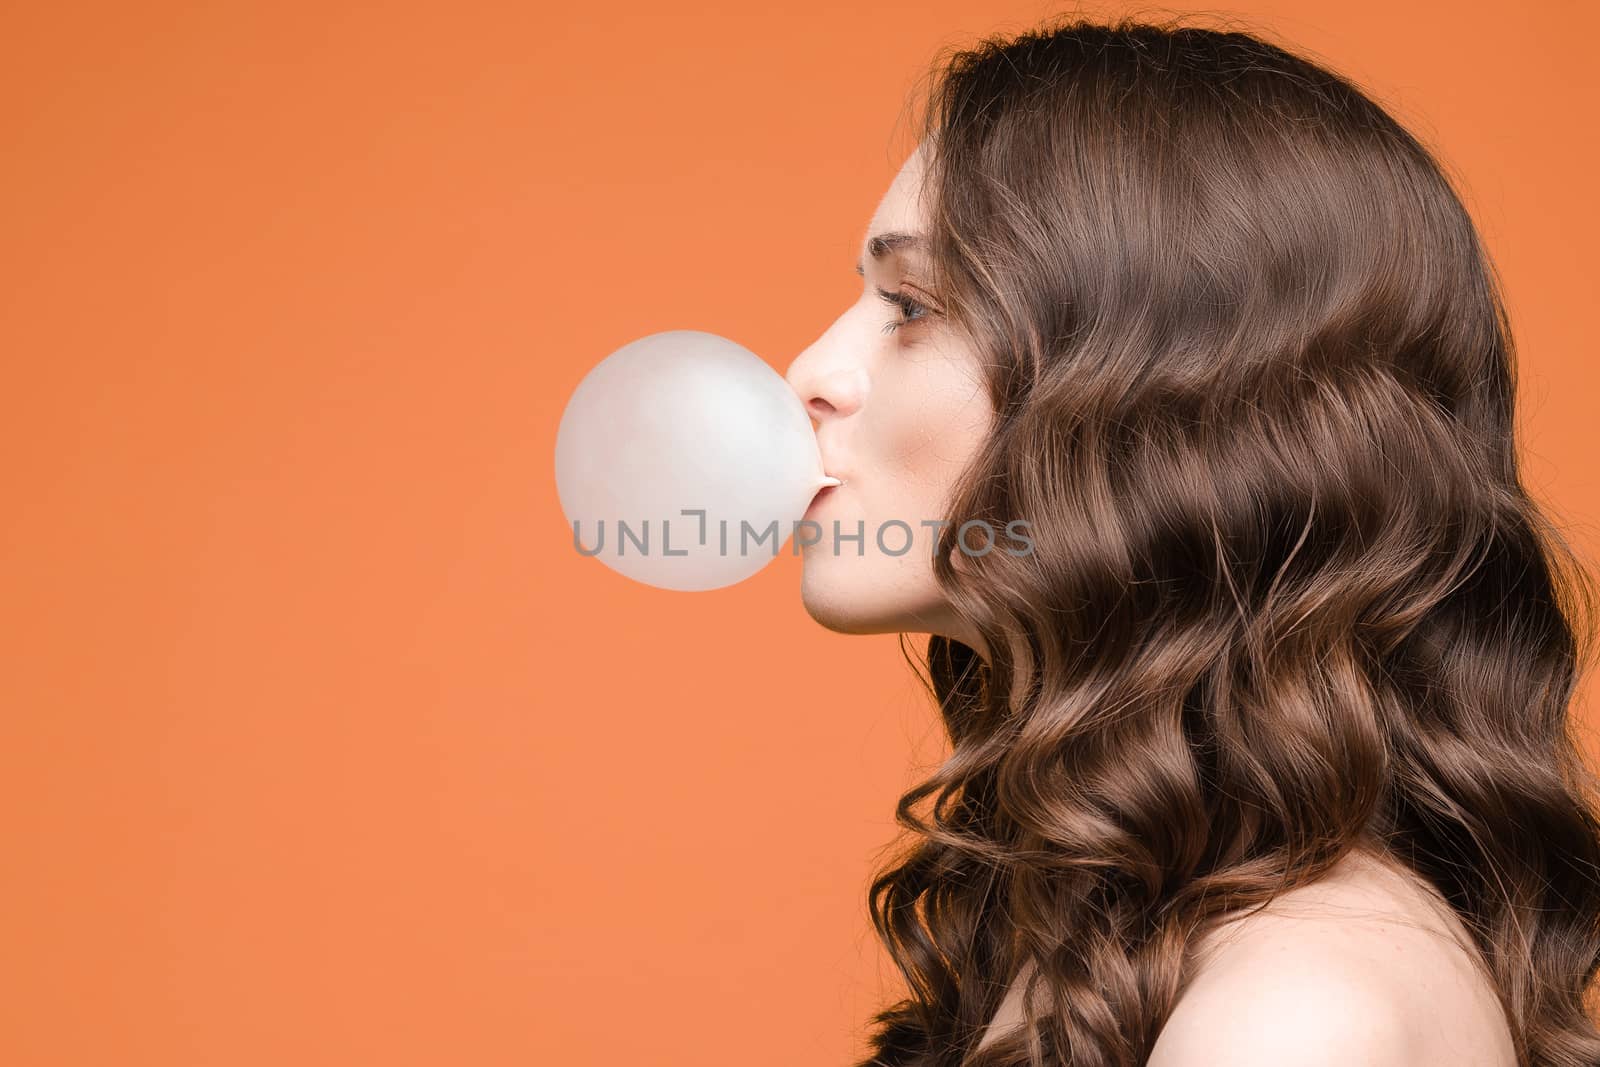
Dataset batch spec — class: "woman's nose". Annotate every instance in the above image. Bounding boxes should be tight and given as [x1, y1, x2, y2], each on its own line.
[785, 354, 868, 422]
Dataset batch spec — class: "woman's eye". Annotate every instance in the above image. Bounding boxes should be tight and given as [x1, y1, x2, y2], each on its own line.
[877, 288, 930, 335]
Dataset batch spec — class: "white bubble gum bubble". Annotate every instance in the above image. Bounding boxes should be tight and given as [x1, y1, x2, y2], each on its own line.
[554, 329, 836, 591]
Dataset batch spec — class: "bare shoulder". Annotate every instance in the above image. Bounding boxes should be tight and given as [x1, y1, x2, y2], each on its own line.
[1146, 938, 1414, 1066]
[1147, 853, 1517, 1067]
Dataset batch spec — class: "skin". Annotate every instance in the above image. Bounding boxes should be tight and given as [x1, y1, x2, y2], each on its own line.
[783, 142, 992, 654]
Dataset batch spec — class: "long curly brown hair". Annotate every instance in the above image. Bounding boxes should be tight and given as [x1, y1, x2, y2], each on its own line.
[855, 15, 1600, 1067]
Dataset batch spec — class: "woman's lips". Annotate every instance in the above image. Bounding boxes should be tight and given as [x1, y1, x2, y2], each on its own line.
[804, 480, 841, 521]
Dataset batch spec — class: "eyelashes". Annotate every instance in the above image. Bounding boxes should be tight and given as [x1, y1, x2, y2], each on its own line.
[876, 287, 931, 335]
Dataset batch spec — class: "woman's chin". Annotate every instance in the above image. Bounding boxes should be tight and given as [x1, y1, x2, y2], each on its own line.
[794, 561, 874, 633]
[798, 580, 886, 635]
[797, 561, 941, 637]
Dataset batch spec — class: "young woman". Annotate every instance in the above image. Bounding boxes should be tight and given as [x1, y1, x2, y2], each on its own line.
[784, 17, 1600, 1067]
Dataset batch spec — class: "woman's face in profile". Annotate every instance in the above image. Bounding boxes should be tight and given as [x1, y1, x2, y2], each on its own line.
[784, 143, 993, 645]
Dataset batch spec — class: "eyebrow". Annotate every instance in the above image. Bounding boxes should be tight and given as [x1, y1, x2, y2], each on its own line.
[854, 230, 924, 275]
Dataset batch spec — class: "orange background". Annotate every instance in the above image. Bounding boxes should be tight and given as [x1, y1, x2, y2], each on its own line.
[2, 1, 1596, 1064]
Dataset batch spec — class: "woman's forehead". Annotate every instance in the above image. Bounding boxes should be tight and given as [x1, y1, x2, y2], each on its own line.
[862, 151, 929, 259]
